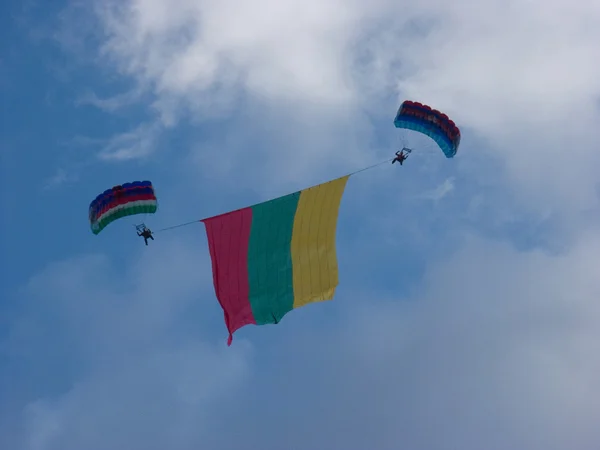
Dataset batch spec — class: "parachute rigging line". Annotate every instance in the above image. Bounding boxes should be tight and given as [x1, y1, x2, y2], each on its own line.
[153, 157, 393, 234]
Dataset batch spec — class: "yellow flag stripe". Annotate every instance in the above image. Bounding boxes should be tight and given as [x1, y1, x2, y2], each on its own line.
[290, 176, 349, 309]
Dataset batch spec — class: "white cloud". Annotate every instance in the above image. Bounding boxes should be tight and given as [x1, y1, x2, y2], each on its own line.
[97, 121, 163, 161]
[52, 123, 163, 165]
[8, 230, 600, 449]
[42, 168, 75, 190]
[76, 0, 600, 216]
[213, 232, 600, 450]
[21, 2, 600, 447]
[75, 88, 143, 112]
[418, 176, 454, 202]
[95, 0, 364, 104]
[3, 237, 254, 449]
[90, 0, 600, 126]
[21, 343, 252, 450]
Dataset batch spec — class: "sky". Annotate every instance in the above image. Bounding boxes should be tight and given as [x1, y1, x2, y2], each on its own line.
[2, 0, 600, 449]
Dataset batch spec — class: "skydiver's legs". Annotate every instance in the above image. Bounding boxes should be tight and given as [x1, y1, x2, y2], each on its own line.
[149, 235, 154, 241]
[144, 237, 148, 245]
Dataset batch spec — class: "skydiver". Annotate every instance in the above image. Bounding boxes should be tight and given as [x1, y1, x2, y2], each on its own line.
[392, 148, 411, 165]
[137, 227, 154, 245]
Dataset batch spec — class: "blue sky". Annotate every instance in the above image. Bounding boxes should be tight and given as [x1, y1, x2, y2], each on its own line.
[3, 0, 600, 449]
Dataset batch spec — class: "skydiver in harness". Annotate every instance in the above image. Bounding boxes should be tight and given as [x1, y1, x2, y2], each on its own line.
[392, 147, 412, 165]
[137, 226, 154, 245]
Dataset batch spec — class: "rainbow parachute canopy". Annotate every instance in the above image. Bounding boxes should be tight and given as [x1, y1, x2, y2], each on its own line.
[394, 100, 461, 158]
[89, 181, 158, 235]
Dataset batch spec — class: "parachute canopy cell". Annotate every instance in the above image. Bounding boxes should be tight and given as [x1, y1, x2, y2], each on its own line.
[394, 100, 461, 158]
[89, 180, 157, 234]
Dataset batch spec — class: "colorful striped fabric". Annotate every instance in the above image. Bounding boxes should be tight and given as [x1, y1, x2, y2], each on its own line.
[202, 176, 349, 345]
[89, 181, 158, 234]
[394, 100, 461, 158]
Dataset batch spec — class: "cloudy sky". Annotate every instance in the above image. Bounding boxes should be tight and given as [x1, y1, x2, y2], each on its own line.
[3, 0, 600, 449]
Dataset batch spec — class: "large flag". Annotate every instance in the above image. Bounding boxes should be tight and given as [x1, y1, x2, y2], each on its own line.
[202, 175, 349, 345]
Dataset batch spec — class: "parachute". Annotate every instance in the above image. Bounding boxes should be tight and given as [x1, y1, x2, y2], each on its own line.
[85, 105, 467, 342]
[394, 100, 461, 158]
[89, 180, 157, 234]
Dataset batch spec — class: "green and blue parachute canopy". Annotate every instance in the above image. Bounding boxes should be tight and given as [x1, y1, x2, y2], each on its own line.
[394, 100, 461, 158]
[89, 181, 157, 234]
